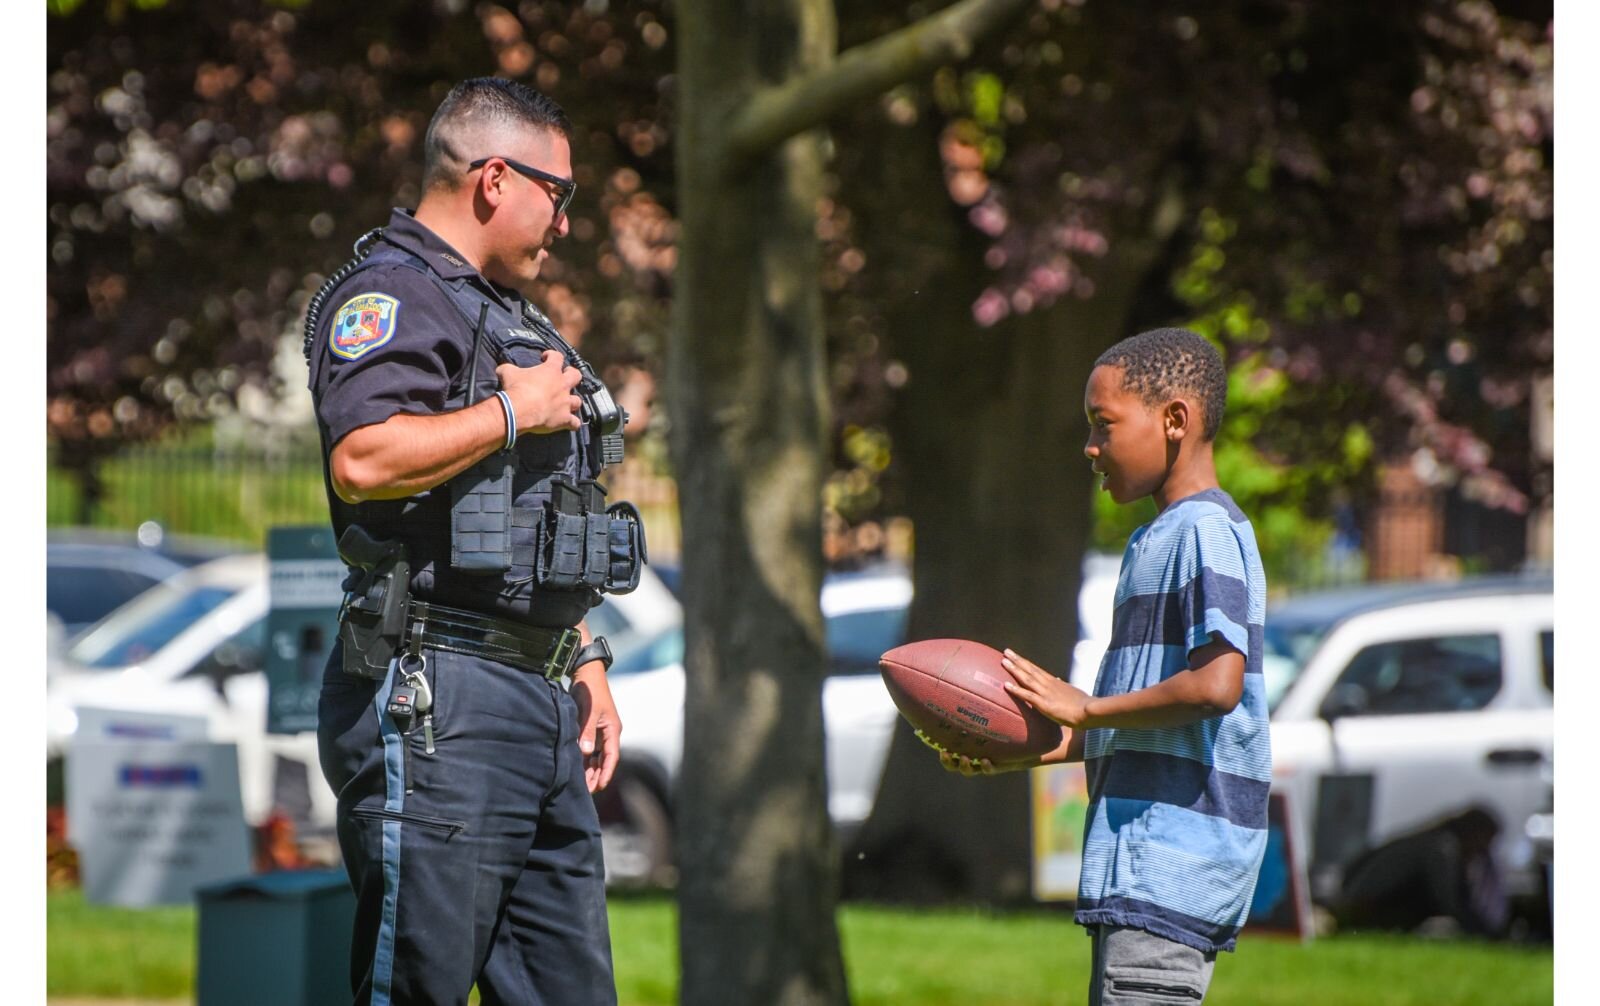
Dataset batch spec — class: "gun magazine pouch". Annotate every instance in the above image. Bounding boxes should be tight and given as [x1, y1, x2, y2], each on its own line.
[451, 451, 517, 573]
[536, 478, 646, 594]
[337, 528, 413, 680]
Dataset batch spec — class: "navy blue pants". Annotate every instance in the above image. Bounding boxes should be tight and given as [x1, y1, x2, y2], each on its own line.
[317, 640, 616, 1006]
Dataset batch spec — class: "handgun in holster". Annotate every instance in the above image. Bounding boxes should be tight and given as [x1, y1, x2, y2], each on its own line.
[337, 524, 412, 680]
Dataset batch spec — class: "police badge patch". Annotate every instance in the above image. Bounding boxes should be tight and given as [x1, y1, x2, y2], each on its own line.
[329, 293, 400, 360]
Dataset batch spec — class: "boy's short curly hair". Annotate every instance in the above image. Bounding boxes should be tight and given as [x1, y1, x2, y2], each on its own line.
[1094, 327, 1228, 441]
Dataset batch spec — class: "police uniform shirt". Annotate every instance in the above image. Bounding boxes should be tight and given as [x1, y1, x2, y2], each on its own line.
[314, 209, 512, 448]
[309, 208, 593, 628]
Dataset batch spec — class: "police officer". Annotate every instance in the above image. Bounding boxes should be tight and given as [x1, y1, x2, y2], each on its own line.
[307, 79, 640, 1006]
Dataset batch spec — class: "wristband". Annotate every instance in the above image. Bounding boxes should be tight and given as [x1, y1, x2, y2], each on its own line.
[494, 390, 517, 451]
[572, 636, 613, 673]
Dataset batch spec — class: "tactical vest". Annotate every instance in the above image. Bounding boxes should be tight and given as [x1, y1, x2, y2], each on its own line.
[305, 230, 646, 623]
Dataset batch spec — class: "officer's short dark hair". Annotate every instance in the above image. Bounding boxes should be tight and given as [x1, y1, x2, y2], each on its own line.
[1094, 327, 1229, 441]
[423, 78, 572, 192]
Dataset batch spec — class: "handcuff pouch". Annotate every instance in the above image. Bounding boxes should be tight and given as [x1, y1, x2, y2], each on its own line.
[604, 501, 647, 594]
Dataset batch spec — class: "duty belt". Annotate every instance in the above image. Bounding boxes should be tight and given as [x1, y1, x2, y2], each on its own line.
[401, 600, 582, 681]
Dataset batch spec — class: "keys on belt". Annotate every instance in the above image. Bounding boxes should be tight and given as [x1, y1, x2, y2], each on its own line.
[386, 651, 436, 754]
[381, 605, 584, 774]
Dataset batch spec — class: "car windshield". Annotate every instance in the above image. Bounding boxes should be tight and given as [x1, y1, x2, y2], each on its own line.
[584, 598, 631, 641]
[66, 582, 240, 670]
[826, 606, 908, 674]
[610, 626, 685, 676]
[46, 566, 167, 630]
[1263, 620, 1329, 711]
[608, 604, 910, 678]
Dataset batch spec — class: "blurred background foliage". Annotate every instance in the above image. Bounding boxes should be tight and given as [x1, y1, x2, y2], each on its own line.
[47, 0, 1551, 584]
[824, 0, 1550, 583]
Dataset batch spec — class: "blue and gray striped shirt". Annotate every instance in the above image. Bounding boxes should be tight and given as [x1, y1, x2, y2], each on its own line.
[1075, 488, 1271, 953]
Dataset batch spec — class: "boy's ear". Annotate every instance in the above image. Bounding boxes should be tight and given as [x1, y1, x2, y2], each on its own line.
[1163, 399, 1191, 441]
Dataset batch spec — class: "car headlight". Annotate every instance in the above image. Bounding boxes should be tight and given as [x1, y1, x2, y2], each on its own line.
[47, 704, 79, 743]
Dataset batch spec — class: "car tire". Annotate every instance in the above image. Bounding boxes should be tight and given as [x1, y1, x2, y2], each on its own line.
[47, 754, 64, 808]
[1449, 847, 1511, 938]
[598, 772, 675, 889]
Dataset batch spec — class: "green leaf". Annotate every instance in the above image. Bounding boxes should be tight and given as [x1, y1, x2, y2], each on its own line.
[967, 72, 1004, 127]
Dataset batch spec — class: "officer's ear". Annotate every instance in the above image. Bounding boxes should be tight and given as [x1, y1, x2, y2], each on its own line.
[476, 159, 511, 209]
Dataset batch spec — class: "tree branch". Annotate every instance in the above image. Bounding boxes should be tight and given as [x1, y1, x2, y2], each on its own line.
[721, 0, 1034, 174]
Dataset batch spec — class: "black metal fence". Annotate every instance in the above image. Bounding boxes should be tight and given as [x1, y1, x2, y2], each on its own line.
[47, 440, 685, 560]
[46, 441, 1540, 588]
[49, 443, 329, 548]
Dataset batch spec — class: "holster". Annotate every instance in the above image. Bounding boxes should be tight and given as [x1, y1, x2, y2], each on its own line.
[337, 525, 413, 680]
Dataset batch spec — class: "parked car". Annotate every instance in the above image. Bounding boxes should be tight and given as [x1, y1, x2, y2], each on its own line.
[1524, 752, 1553, 935]
[46, 525, 239, 639]
[1265, 574, 1553, 935]
[598, 556, 1121, 888]
[47, 554, 322, 829]
[48, 552, 681, 836]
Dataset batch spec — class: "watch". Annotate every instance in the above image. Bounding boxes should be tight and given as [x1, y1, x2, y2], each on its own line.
[572, 636, 613, 673]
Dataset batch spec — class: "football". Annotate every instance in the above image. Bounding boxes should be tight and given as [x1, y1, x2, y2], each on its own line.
[879, 638, 1062, 762]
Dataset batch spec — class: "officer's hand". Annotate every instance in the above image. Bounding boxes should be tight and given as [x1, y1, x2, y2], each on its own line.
[497, 351, 582, 435]
[571, 665, 621, 793]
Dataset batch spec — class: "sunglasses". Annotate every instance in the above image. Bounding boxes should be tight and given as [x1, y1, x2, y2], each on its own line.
[469, 156, 576, 220]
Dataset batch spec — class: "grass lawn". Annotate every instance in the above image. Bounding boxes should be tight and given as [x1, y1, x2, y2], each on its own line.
[48, 891, 197, 1000]
[48, 889, 1552, 1005]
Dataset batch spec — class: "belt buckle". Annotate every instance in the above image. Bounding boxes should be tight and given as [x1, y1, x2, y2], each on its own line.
[546, 628, 582, 681]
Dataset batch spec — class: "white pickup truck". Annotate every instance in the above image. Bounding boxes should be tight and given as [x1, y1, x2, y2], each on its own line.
[1264, 575, 1553, 935]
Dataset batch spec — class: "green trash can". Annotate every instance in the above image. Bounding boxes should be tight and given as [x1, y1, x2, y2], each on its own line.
[196, 869, 355, 1006]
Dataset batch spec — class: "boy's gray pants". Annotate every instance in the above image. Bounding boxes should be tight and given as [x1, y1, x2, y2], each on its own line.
[1088, 924, 1217, 1004]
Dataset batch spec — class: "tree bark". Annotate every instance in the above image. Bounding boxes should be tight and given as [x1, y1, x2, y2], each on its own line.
[671, 4, 843, 1003]
[845, 111, 1185, 901]
[722, 0, 1033, 173]
[670, 4, 1034, 1000]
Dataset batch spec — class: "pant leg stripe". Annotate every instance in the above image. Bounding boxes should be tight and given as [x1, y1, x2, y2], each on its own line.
[370, 662, 406, 1006]
[373, 820, 402, 1006]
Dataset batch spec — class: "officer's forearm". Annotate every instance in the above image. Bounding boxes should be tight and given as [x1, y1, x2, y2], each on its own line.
[330, 399, 511, 502]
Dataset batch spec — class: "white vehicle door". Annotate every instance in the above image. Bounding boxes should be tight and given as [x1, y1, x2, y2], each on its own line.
[1313, 619, 1552, 884]
[820, 603, 906, 830]
[822, 674, 899, 828]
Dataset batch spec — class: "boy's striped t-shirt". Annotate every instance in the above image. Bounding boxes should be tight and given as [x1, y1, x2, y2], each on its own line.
[1074, 487, 1271, 954]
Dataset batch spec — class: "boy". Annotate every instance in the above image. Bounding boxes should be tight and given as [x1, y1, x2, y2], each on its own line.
[935, 327, 1270, 1005]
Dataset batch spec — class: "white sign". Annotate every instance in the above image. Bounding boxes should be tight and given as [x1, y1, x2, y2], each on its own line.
[269, 558, 347, 609]
[66, 709, 209, 843]
[73, 706, 209, 744]
[68, 740, 252, 906]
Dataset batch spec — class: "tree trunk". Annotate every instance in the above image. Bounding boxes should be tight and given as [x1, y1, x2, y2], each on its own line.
[846, 112, 1184, 902]
[669, 3, 847, 1004]
[669, 3, 1037, 996]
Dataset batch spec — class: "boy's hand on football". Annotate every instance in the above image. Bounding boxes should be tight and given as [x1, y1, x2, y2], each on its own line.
[916, 729, 1031, 776]
[1001, 648, 1093, 728]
